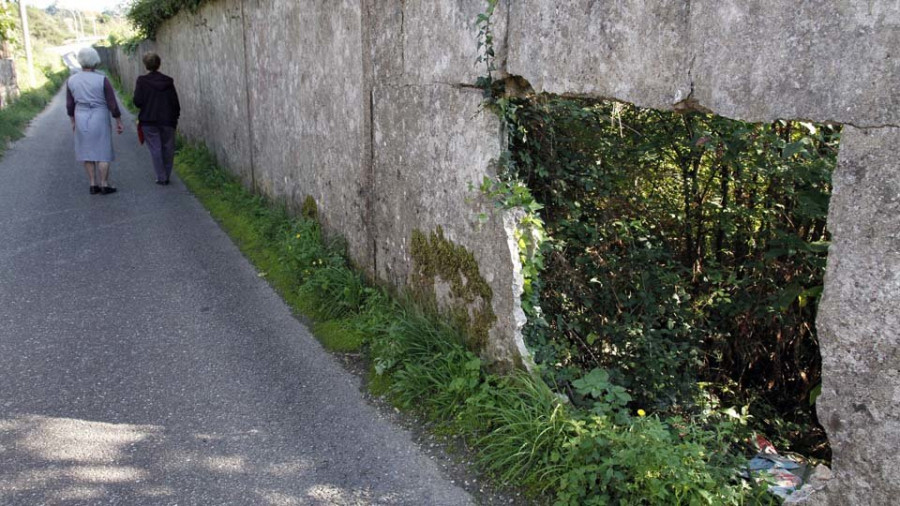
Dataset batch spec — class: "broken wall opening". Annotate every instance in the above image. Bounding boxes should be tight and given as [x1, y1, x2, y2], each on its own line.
[496, 89, 840, 462]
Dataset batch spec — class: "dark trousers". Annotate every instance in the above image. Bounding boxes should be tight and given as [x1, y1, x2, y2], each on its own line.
[143, 125, 176, 182]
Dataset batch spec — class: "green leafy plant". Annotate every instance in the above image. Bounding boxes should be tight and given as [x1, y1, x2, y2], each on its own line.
[487, 91, 836, 458]
[127, 0, 212, 40]
[572, 368, 632, 423]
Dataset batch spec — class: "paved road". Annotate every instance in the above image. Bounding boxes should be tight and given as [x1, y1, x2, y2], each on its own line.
[0, 85, 473, 505]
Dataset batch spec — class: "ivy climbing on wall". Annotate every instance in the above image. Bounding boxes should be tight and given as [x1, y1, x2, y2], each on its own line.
[127, 0, 212, 40]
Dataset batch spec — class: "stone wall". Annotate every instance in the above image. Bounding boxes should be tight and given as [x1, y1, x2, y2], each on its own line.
[101, 1, 899, 502]
[101, 0, 528, 368]
[0, 58, 18, 109]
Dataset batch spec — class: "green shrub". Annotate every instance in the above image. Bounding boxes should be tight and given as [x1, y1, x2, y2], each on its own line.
[127, 0, 212, 40]
[494, 93, 836, 456]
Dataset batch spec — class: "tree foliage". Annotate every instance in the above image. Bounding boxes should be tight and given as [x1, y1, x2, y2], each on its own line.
[501, 96, 837, 456]
[0, 2, 19, 46]
[126, 0, 211, 40]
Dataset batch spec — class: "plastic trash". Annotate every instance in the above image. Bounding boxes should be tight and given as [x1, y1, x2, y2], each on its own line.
[746, 434, 806, 499]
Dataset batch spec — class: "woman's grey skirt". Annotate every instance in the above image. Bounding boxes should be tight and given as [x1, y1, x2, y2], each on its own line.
[74, 104, 114, 162]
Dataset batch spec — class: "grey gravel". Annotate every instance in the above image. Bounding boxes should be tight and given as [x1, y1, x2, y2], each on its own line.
[0, 89, 473, 505]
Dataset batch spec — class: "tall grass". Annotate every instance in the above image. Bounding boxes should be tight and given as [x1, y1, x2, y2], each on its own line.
[0, 66, 67, 157]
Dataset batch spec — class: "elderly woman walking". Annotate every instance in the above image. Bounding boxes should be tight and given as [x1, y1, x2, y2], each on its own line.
[133, 52, 180, 185]
[66, 47, 124, 195]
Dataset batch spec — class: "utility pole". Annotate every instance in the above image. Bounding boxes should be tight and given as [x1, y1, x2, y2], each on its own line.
[17, 0, 34, 86]
[72, 9, 82, 39]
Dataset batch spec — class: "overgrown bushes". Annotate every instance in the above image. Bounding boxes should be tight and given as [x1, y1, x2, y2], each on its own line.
[126, 0, 211, 40]
[491, 94, 836, 458]
[175, 142, 775, 504]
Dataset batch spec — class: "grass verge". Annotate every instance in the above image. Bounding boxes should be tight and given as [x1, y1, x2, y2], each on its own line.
[174, 141, 776, 505]
[0, 67, 67, 157]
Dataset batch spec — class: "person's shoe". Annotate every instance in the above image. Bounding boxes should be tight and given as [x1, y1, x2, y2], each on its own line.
[100, 186, 117, 195]
[155, 180, 165, 185]
[162, 180, 170, 185]
[89, 186, 100, 194]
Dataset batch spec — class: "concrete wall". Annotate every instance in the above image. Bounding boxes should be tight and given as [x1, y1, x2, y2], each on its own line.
[0, 58, 18, 109]
[102, 0, 899, 502]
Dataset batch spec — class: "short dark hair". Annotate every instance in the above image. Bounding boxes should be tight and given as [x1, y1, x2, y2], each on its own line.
[142, 53, 161, 71]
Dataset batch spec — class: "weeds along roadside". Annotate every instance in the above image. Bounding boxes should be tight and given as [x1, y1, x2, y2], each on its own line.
[0, 67, 67, 157]
[163, 137, 774, 505]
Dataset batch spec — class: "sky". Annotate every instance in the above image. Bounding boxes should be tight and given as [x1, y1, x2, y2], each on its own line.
[26, 0, 127, 12]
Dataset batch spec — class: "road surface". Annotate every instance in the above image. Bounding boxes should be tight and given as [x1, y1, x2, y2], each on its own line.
[0, 80, 472, 505]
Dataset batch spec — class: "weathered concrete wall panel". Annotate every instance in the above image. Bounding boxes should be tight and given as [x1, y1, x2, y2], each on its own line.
[691, 1, 900, 126]
[0, 58, 19, 109]
[190, 0, 253, 185]
[401, 1, 499, 85]
[372, 82, 526, 364]
[506, 0, 692, 111]
[815, 126, 900, 506]
[155, 14, 202, 147]
[372, 0, 503, 86]
[244, 0, 372, 269]
[507, 0, 900, 126]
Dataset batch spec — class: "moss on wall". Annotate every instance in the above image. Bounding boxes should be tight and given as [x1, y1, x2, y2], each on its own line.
[410, 226, 496, 352]
[301, 195, 318, 221]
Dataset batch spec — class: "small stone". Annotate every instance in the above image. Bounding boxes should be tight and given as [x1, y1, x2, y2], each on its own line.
[810, 464, 833, 482]
[783, 485, 814, 504]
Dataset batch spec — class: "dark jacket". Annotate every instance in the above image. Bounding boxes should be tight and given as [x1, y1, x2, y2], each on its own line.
[133, 71, 180, 128]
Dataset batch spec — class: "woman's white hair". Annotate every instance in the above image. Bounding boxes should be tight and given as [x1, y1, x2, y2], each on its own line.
[77, 47, 102, 69]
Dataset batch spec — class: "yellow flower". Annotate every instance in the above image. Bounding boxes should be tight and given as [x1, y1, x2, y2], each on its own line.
[637, 409, 646, 417]
[295, 234, 301, 239]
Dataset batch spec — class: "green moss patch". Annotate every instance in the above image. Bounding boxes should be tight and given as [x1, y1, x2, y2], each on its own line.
[410, 227, 496, 352]
[312, 320, 365, 352]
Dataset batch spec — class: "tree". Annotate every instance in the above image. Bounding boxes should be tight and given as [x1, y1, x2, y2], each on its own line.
[0, 0, 16, 58]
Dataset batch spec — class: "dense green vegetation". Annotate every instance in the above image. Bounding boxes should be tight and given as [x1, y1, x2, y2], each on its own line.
[126, 0, 211, 40]
[173, 141, 777, 505]
[487, 94, 837, 459]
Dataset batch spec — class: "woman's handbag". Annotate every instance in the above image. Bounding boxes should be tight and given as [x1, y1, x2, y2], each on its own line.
[137, 122, 145, 145]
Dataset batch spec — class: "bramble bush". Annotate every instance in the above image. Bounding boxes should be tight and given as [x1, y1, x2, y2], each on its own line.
[493, 93, 836, 458]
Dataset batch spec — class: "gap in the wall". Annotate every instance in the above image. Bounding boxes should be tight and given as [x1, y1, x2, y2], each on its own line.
[501, 90, 840, 463]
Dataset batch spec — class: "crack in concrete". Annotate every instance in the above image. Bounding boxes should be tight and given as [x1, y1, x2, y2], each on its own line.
[684, 0, 696, 106]
[844, 122, 900, 130]
[239, 0, 257, 193]
[399, 0, 405, 76]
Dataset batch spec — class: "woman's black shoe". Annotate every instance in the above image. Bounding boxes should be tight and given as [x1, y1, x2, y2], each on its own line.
[90, 186, 100, 194]
[100, 186, 117, 195]
[155, 180, 165, 185]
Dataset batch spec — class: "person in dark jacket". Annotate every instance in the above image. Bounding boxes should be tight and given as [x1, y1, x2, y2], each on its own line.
[133, 53, 180, 185]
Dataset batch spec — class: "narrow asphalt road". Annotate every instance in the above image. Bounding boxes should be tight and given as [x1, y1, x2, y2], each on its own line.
[0, 83, 473, 505]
